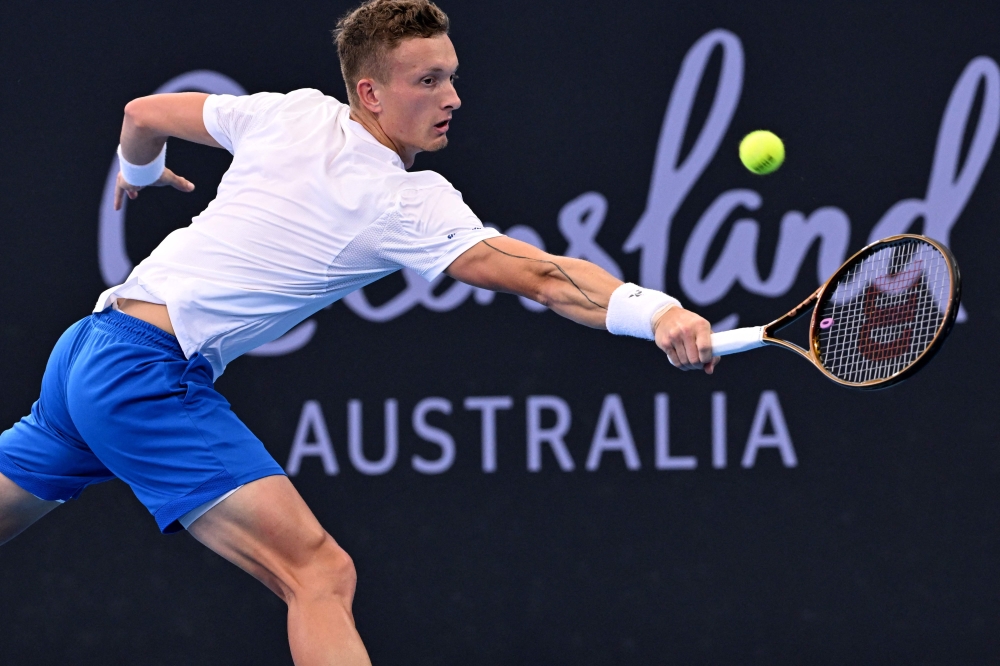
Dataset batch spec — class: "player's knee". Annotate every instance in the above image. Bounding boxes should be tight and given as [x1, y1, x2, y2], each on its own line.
[323, 538, 357, 601]
[296, 533, 357, 604]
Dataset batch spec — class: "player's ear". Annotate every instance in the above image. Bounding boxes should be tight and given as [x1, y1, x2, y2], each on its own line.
[356, 79, 382, 114]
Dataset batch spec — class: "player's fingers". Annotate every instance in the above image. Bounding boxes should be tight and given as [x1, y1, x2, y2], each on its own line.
[166, 171, 195, 192]
[664, 348, 680, 369]
[114, 173, 135, 210]
[681, 326, 703, 370]
[696, 323, 714, 366]
[671, 338, 694, 370]
[704, 356, 721, 375]
[171, 177, 195, 192]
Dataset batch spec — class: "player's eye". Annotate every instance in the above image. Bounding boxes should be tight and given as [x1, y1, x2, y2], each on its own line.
[421, 77, 435, 86]
[450, 74, 459, 84]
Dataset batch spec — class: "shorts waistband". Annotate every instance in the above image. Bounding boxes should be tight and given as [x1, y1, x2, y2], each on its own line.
[91, 309, 184, 356]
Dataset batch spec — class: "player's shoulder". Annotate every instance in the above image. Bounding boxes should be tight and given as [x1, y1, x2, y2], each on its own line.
[393, 169, 455, 194]
[283, 88, 345, 105]
[386, 170, 462, 207]
[211, 88, 344, 109]
[243, 89, 347, 140]
[221, 88, 344, 114]
[387, 170, 471, 219]
[266, 88, 347, 114]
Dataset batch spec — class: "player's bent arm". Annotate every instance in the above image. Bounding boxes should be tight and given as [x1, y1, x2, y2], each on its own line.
[114, 93, 219, 210]
[445, 237, 720, 372]
[120, 92, 221, 162]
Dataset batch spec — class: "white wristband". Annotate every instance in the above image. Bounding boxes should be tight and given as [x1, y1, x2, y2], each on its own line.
[606, 283, 682, 340]
[117, 142, 166, 186]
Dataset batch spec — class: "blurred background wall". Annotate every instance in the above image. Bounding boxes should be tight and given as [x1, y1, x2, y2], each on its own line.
[0, 1, 997, 663]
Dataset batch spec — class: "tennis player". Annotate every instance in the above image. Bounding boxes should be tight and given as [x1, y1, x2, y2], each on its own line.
[0, 0, 718, 663]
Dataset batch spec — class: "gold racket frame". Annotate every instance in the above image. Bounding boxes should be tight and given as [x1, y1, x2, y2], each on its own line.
[757, 234, 961, 390]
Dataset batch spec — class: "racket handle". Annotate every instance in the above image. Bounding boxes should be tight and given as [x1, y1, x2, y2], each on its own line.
[710, 326, 766, 356]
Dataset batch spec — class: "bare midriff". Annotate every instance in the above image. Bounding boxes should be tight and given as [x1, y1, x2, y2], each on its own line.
[117, 299, 176, 336]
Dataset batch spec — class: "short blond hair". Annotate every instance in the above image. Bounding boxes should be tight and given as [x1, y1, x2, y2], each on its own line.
[333, 0, 450, 106]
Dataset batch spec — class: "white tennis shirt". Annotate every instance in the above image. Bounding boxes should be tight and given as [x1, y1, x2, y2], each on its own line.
[94, 89, 500, 379]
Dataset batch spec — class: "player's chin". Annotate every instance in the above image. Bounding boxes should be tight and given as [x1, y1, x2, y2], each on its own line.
[425, 135, 449, 152]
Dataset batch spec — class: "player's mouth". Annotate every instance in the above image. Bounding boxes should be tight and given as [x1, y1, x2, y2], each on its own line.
[433, 118, 451, 133]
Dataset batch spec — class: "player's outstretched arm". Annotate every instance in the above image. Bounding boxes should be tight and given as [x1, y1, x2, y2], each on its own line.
[114, 92, 222, 210]
[446, 236, 719, 373]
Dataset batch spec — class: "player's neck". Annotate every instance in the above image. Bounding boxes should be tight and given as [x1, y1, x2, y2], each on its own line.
[349, 107, 417, 169]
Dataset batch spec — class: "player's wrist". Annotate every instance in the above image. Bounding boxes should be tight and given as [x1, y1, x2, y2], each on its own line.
[651, 302, 680, 330]
[117, 142, 166, 186]
[605, 283, 682, 340]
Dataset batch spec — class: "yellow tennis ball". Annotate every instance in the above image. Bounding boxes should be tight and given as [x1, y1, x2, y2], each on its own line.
[739, 130, 785, 174]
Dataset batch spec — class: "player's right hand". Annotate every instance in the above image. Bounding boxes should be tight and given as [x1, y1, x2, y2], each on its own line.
[113, 168, 196, 211]
[653, 306, 720, 374]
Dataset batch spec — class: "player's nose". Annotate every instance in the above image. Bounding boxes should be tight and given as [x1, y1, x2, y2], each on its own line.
[444, 84, 461, 110]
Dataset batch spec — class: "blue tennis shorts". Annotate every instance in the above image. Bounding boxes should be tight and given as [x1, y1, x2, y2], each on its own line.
[0, 309, 285, 533]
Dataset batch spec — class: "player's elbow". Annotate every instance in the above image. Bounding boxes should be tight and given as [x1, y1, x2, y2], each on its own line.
[532, 266, 566, 310]
[533, 285, 554, 310]
[123, 97, 154, 131]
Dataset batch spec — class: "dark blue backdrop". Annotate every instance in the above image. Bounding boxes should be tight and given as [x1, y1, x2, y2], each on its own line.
[0, 1, 997, 663]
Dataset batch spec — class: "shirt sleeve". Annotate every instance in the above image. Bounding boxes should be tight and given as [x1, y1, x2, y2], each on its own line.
[202, 92, 285, 154]
[379, 184, 502, 280]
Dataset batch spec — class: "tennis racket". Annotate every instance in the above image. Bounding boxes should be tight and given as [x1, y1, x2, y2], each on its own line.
[708, 234, 961, 389]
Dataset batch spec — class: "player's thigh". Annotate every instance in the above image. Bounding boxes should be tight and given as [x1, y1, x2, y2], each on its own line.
[186, 475, 355, 601]
[0, 472, 61, 546]
[63, 314, 285, 534]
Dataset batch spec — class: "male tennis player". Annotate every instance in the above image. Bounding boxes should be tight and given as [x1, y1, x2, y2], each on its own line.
[0, 0, 718, 663]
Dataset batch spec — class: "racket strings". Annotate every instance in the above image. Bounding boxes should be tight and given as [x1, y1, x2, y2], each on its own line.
[816, 239, 950, 384]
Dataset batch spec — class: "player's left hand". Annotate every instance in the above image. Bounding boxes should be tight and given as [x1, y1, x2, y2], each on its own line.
[653, 307, 720, 374]
[113, 168, 196, 211]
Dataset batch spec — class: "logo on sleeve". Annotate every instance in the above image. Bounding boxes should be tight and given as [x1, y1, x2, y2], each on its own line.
[447, 226, 484, 240]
